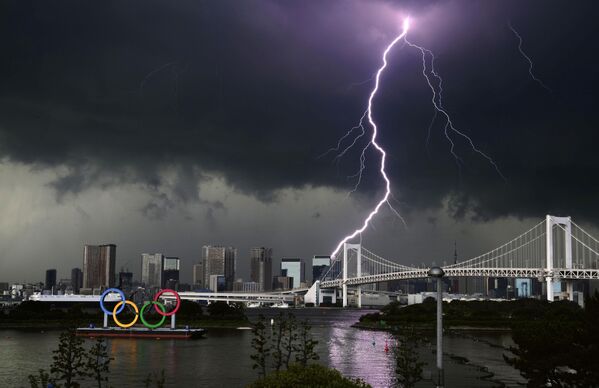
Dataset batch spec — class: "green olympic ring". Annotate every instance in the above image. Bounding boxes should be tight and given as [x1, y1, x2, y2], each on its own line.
[139, 301, 167, 329]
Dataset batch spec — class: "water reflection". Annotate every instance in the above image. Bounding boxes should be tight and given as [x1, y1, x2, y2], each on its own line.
[1, 309, 524, 387]
[328, 326, 395, 387]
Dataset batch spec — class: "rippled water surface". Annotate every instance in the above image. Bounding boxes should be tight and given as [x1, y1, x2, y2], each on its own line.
[0, 308, 525, 387]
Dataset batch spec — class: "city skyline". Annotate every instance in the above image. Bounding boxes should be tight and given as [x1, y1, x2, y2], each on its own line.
[2, 1, 599, 290]
[6, 240, 339, 286]
[2, 2, 599, 387]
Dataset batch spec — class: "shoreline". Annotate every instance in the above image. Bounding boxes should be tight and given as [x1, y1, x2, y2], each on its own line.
[352, 322, 512, 333]
[0, 319, 249, 331]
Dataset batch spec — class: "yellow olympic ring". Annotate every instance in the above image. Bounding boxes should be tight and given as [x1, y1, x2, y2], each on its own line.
[112, 300, 139, 328]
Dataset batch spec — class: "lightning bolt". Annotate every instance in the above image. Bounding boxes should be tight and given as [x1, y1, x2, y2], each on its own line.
[404, 38, 505, 178]
[508, 21, 551, 92]
[328, 18, 506, 260]
[329, 19, 411, 259]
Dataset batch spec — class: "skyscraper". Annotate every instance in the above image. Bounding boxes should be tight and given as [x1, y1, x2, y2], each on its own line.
[118, 271, 133, 291]
[71, 268, 83, 293]
[202, 246, 236, 291]
[250, 247, 272, 292]
[45, 269, 57, 291]
[162, 256, 180, 289]
[193, 262, 204, 288]
[281, 258, 304, 289]
[312, 255, 331, 284]
[83, 244, 116, 289]
[141, 253, 163, 288]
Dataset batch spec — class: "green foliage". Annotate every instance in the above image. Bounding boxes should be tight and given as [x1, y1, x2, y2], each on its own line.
[28, 369, 53, 388]
[366, 298, 590, 328]
[86, 337, 113, 388]
[271, 313, 285, 372]
[250, 313, 319, 379]
[505, 292, 599, 387]
[359, 312, 381, 323]
[282, 313, 298, 369]
[380, 301, 402, 316]
[176, 300, 204, 319]
[247, 363, 371, 388]
[50, 330, 87, 388]
[7, 301, 97, 324]
[295, 319, 319, 367]
[393, 328, 425, 388]
[207, 301, 245, 319]
[29, 330, 115, 388]
[251, 315, 270, 378]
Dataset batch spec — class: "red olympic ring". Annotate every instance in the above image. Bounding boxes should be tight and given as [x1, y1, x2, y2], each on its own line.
[153, 289, 181, 316]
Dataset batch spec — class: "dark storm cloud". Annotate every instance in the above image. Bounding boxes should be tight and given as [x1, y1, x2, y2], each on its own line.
[1, 0, 598, 222]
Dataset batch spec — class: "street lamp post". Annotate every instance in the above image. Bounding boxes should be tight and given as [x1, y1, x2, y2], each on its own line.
[428, 266, 445, 388]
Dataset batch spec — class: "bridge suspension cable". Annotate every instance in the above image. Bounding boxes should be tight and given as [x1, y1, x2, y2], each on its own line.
[317, 216, 599, 296]
[445, 219, 547, 269]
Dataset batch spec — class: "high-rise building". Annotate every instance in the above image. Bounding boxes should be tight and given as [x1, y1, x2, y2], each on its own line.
[193, 262, 204, 288]
[312, 255, 331, 283]
[141, 253, 164, 288]
[251, 247, 272, 292]
[71, 268, 83, 293]
[118, 271, 133, 291]
[162, 257, 180, 289]
[450, 242, 460, 293]
[45, 269, 57, 291]
[273, 276, 293, 291]
[83, 244, 116, 289]
[202, 246, 236, 291]
[209, 274, 226, 292]
[281, 258, 304, 289]
[235, 281, 262, 293]
[515, 278, 532, 298]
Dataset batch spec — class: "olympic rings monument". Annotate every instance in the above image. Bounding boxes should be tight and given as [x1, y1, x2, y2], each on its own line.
[76, 288, 205, 339]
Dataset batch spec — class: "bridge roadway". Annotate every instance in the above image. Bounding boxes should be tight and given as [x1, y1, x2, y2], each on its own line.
[159, 291, 296, 304]
[158, 289, 398, 304]
[319, 267, 599, 289]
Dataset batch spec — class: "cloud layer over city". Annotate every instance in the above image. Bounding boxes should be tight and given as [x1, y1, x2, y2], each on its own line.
[1, 0, 598, 282]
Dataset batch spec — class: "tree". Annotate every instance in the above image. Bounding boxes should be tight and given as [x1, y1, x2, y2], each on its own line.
[282, 313, 298, 369]
[394, 328, 425, 388]
[85, 337, 113, 388]
[251, 315, 270, 378]
[502, 297, 599, 387]
[270, 313, 285, 372]
[28, 369, 52, 388]
[248, 364, 371, 388]
[50, 330, 87, 388]
[295, 319, 319, 367]
[207, 301, 245, 319]
[176, 300, 203, 319]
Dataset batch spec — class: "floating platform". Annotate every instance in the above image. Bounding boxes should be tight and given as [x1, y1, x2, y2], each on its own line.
[76, 326, 205, 339]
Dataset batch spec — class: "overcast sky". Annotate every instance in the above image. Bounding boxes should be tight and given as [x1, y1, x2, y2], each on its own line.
[1, 0, 599, 284]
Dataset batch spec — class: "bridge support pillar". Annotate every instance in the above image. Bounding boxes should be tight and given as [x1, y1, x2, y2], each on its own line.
[356, 243, 361, 308]
[171, 314, 176, 329]
[546, 215, 554, 302]
[546, 215, 574, 302]
[566, 281, 574, 302]
[103, 313, 108, 328]
[357, 286, 362, 308]
[343, 243, 348, 307]
[546, 277, 554, 301]
[342, 284, 347, 307]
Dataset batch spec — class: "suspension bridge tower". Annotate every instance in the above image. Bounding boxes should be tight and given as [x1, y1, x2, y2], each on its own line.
[546, 215, 574, 301]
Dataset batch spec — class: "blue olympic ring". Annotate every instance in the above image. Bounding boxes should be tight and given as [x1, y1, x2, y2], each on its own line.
[99, 288, 126, 315]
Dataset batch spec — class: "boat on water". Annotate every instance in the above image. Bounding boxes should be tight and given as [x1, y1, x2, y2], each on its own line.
[76, 326, 205, 340]
[246, 301, 262, 308]
[271, 302, 289, 308]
